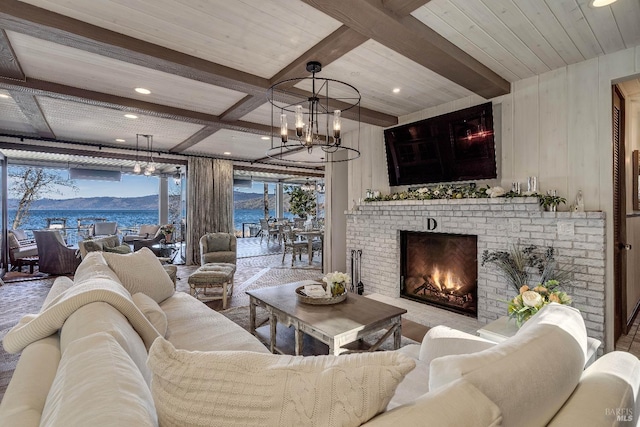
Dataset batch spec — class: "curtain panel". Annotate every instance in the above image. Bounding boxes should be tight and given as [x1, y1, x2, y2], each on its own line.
[186, 158, 233, 265]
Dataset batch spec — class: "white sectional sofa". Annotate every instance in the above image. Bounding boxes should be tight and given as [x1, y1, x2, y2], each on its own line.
[1, 249, 639, 426]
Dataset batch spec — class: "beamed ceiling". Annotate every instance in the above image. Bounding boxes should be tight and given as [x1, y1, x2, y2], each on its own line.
[0, 0, 639, 172]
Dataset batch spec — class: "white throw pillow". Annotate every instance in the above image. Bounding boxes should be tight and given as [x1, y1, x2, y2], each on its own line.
[74, 251, 122, 285]
[419, 325, 496, 366]
[148, 337, 415, 427]
[40, 332, 157, 427]
[429, 303, 587, 427]
[132, 292, 168, 337]
[102, 247, 174, 303]
[363, 378, 502, 426]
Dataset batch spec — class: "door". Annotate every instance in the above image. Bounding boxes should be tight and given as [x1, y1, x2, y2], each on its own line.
[0, 152, 7, 282]
[613, 85, 628, 340]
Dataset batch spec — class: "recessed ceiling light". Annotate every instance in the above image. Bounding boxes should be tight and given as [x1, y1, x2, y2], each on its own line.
[124, 114, 138, 119]
[393, 88, 401, 94]
[135, 87, 151, 94]
[0, 94, 10, 99]
[590, 0, 617, 6]
[261, 136, 270, 140]
[115, 138, 125, 142]
[223, 152, 231, 155]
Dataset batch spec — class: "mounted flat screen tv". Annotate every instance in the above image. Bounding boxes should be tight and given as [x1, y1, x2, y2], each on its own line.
[384, 102, 497, 186]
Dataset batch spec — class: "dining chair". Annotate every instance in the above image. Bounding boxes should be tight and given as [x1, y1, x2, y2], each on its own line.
[258, 219, 278, 244]
[281, 226, 308, 266]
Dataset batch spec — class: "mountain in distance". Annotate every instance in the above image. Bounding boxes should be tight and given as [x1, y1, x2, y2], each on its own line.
[7, 191, 282, 210]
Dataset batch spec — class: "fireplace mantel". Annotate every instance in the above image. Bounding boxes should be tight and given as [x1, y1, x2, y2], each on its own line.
[345, 197, 606, 343]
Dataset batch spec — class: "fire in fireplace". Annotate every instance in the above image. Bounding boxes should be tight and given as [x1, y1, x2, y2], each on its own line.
[400, 231, 478, 317]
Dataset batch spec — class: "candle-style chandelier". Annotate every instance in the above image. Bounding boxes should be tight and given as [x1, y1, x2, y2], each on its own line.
[266, 61, 361, 164]
[133, 134, 156, 176]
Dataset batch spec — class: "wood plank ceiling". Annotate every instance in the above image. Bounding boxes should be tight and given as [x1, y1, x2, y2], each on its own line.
[0, 0, 638, 170]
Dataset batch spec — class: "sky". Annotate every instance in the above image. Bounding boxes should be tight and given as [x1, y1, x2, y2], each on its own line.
[236, 182, 276, 194]
[8, 168, 162, 199]
[64, 173, 162, 199]
[8, 167, 275, 199]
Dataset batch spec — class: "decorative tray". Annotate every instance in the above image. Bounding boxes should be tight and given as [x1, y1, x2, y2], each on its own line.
[296, 285, 347, 305]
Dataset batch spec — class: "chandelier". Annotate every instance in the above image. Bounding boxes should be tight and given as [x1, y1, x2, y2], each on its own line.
[173, 166, 182, 185]
[266, 61, 361, 164]
[133, 134, 156, 176]
[300, 179, 315, 192]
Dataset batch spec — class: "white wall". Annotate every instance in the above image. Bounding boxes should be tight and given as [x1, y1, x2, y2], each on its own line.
[346, 46, 640, 350]
[324, 150, 349, 273]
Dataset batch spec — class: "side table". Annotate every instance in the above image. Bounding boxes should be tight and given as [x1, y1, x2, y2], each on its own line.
[478, 316, 601, 367]
[15, 256, 39, 274]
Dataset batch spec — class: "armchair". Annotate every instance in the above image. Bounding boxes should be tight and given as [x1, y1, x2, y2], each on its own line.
[122, 224, 161, 243]
[92, 221, 118, 237]
[33, 230, 81, 275]
[132, 232, 165, 255]
[199, 233, 237, 265]
[7, 230, 38, 271]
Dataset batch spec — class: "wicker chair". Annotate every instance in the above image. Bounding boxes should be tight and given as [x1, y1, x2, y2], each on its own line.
[33, 230, 81, 275]
[199, 233, 237, 265]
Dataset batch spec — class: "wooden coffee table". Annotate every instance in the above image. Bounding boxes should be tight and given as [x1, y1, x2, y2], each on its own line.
[247, 281, 407, 356]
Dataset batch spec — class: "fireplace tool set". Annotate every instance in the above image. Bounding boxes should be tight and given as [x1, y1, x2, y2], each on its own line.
[350, 249, 364, 295]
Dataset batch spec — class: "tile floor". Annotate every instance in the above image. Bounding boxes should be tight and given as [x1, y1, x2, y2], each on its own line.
[614, 315, 640, 357]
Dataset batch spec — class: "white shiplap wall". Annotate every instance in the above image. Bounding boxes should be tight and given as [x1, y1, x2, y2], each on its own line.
[345, 45, 640, 350]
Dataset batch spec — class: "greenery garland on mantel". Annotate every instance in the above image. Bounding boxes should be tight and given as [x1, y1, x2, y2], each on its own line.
[363, 183, 566, 207]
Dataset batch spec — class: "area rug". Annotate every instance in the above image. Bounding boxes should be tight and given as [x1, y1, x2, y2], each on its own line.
[219, 305, 419, 354]
[2, 271, 49, 284]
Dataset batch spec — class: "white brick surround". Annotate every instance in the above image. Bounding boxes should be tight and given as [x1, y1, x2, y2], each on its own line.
[345, 197, 606, 343]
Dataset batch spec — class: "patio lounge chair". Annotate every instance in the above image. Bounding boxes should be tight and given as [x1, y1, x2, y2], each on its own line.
[123, 224, 161, 243]
[92, 221, 118, 237]
[7, 230, 38, 272]
[33, 230, 81, 275]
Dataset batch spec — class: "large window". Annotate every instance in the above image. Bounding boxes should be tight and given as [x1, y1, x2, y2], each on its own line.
[0, 153, 7, 279]
[7, 165, 161, 244]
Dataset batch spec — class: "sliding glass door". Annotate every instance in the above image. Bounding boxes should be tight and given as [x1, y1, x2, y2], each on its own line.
[0, 152, 7, 280]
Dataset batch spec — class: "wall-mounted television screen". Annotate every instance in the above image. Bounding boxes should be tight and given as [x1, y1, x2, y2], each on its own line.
[384, 102, 497, 186]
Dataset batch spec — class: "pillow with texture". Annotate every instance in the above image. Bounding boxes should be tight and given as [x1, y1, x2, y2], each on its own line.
[74, 251, 122, 285]
[82, 240, 103, 252]
[104, 244, 132, 254]
[132, 292, 168, 337]
[102, 247, 174, 303]
[139, 225, 160, 236]
[40, 332, 157, 427]
[206, 234, 231, 252]
[7, 232, 19, 249]
[148, 337, 415, 427]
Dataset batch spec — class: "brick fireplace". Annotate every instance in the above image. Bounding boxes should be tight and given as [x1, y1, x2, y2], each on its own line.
[345, 197, 606, 343]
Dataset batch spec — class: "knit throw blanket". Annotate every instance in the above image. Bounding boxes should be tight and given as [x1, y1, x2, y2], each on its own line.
[3, 278, 161, 354]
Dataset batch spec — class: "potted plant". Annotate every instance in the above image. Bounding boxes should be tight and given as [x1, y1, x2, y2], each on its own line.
[285, 185, 317, 219]
[160, 224, 176, 243]
[537, 192, 566, 212]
